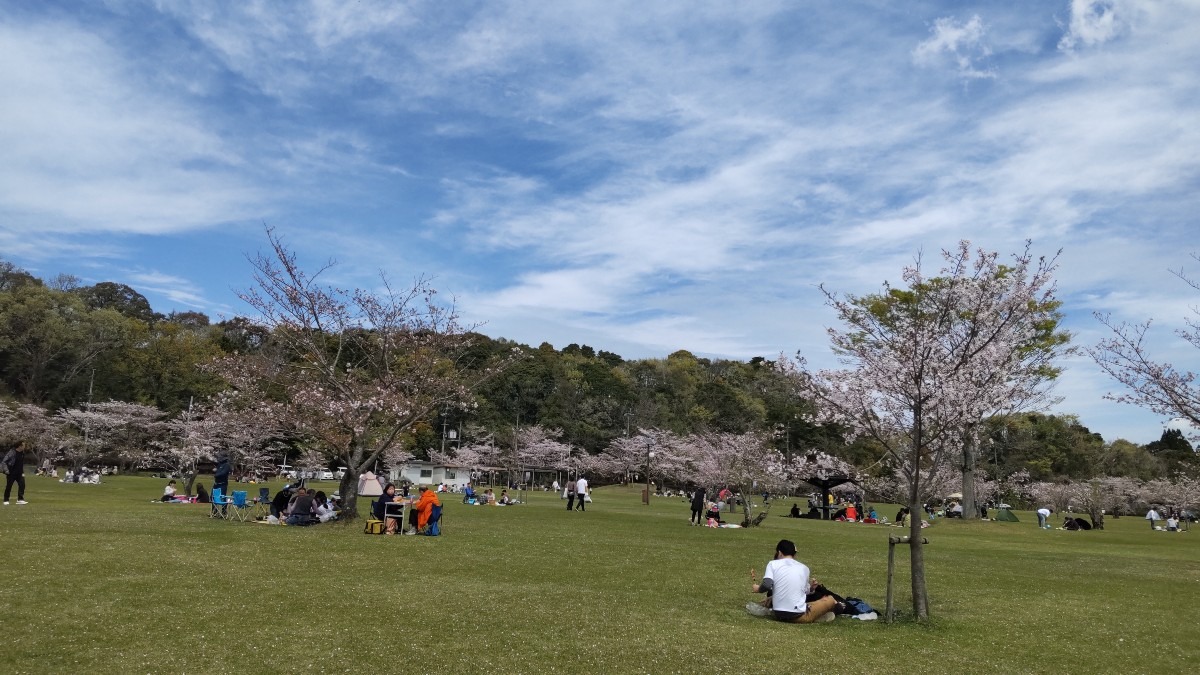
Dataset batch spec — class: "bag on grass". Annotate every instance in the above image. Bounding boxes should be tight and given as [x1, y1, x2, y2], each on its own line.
[845, 598, 874, 614]
[584, 494, 592, 503]
[364, 519, 384, 535]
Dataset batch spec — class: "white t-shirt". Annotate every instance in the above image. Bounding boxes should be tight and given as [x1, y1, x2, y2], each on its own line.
[1147, 509, 1161, 521]
[1037, 508, 1050, 518]
[576, 478, 589, 495]
[763, 558, 811, 614]
[1167, 517, 1178, 528]
[163, 485, 176, 498]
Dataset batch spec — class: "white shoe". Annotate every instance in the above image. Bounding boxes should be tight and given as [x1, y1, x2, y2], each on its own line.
[816, 611, 836, 623]
[16, 500, 27, 505]
[2, 501, 7, 506]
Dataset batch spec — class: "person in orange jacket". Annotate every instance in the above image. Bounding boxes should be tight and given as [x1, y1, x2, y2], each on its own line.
[407, 485, 441, 534]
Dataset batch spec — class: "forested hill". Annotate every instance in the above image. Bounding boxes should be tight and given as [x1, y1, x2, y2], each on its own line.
[1, 260, 1192, 481]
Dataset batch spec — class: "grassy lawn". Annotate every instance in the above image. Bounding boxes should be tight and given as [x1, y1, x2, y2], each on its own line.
[1, 476, 1197, 674]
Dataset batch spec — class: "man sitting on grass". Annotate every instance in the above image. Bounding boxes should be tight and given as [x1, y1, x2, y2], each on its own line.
[749, 539, 837, 623]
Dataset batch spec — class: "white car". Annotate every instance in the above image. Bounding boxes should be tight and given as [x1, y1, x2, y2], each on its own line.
[319, 470, 334, 481]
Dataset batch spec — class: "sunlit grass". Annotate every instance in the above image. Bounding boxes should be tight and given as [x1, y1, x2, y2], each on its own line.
[1, 476, 1197, 673]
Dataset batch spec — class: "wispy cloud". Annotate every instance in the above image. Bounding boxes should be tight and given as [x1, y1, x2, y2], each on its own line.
[913, 15, 996, 80]
[2, 1, 1199, 443]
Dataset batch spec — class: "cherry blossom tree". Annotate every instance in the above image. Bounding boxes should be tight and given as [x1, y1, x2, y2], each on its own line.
[678, 431, 790, 526]
[1090, 254, 1200, 438]
[56, 400, 165, 472]
[0, 402, 66, 470]
[786, 241, 1065, 620]
[212, 228, 516, 520]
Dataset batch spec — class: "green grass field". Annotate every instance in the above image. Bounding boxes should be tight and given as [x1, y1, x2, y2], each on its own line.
[1, 475, 1197, 674]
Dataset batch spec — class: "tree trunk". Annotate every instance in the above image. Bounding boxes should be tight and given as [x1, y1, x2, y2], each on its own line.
[961, 433, 978, 520]
[740, 483, 754, 527]
[909, 412, 930, 621]
[183, 470, 197, 497]
[339, 470, 362, 522]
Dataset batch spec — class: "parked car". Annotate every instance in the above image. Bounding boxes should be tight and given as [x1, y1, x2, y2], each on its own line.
[319, 470, 334, 481]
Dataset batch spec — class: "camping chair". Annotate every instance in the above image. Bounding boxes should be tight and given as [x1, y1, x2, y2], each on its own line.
[423, 504, 443, 536]
[210, 488, 233, 519]
[254, 487, 271, 518]
[228, 490, 251, 522]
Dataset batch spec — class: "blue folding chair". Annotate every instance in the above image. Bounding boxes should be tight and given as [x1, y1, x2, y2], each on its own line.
[210, 487, 233, 519]
[423, 504, 443, 536]
[229, 490, 251, 522]
[254, 487, 271, 518]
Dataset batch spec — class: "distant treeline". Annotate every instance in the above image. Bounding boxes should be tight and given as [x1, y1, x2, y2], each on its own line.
[0, 259, 1193, 481]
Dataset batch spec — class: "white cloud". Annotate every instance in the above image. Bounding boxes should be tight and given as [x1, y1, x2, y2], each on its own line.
[0, 20, 268, 239]
[1059, 0, 1129, 51]
[123, 270, 210, 308]
[913, 15, 996, 80]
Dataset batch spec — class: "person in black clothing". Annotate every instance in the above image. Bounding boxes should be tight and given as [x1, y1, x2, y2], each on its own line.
[3, 442, 29, 505]
[285, 487, 316, 526]
[690, 487, 706, 525]
[212, 453, 231, 517]
[789, 503, 801, 518]
[271, 485, 295, 519]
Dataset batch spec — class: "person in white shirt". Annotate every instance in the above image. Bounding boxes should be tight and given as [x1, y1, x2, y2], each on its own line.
[750, 539, 836, 623]
[1036, 507, 1052, 529]
[574, 476, 589, 511]
[161, 480, 178, 502]
[1166, 515, 1178, 532]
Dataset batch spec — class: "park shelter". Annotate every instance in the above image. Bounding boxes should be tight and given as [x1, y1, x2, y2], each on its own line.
[802, 474, 858, 520]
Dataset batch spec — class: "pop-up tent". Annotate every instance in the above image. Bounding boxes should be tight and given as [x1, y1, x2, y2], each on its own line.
[994, 507, 1020, 522]
[358, 471, 384, 497]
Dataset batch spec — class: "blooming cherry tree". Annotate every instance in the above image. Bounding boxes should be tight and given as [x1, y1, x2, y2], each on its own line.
[786, 241, 1065, 620]
[212, 228, 515, 519]
[1090, 254, 1200, 438]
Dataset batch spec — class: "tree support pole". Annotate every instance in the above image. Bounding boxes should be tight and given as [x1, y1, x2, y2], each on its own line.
[885, 536, 928, 623]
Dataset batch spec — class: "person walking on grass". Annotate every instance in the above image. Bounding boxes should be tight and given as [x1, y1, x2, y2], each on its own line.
[575, 475, 588, 511]
[3, 441, 29, 505]
[566, 477, 576, 511]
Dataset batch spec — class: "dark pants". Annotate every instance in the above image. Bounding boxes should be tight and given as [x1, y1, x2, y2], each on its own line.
[567, 493, 575, 510]
[4, 474, 25, 501]
[691, 507, 702, 523]
[576, 495, 585, 511]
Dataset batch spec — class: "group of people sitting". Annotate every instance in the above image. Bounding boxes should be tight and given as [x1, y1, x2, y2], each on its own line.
[60, 467, 103, 484]
[372, 482, 441, 535]
[461, 484, 516, 505]
[274, 487, 339, 525]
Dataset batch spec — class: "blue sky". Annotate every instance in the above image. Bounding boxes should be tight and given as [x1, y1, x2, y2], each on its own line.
[2, 1, 1198, 443]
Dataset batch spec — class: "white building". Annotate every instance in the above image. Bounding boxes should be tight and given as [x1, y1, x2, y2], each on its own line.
[388, 462, 472, 489]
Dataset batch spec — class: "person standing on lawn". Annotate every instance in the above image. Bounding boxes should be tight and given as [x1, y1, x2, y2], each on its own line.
[3, 441, 29, 505]
[690, 486, 706, 525]
[566, 477, 576, 511]
[575, 475, 589, 511]
[749, 539, 836, 623]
